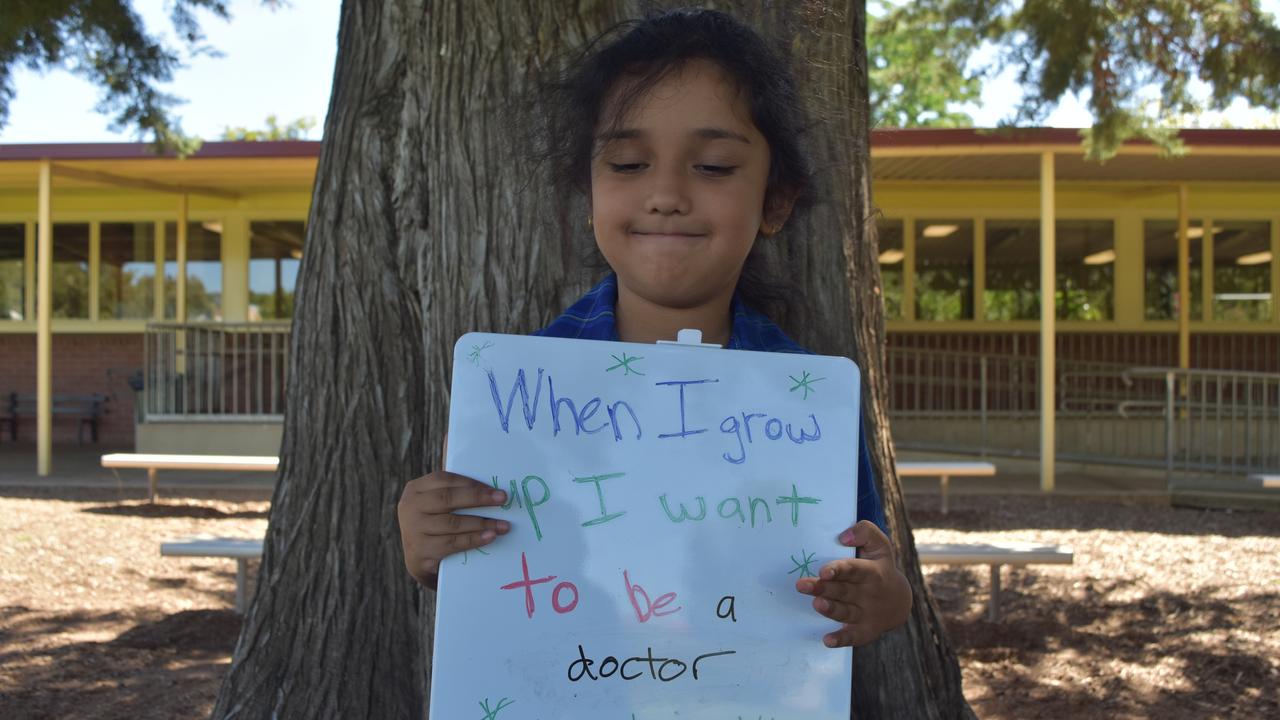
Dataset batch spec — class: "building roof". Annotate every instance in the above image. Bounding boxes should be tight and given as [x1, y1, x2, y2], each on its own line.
[1, 129, 1278, 193]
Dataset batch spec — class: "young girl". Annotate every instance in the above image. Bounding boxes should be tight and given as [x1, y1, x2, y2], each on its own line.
[398, 8, 910, 650]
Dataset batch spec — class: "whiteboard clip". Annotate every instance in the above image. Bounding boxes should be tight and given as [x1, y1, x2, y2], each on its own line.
[656, 328, 723, 349]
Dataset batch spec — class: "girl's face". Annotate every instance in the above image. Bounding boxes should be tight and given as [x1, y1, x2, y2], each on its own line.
[590, 59, 778, 313]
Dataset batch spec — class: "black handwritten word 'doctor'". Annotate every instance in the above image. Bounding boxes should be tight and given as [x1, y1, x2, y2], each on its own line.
[567, 644, 736, 683]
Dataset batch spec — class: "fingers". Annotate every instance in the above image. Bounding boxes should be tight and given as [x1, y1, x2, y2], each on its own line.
[420, 512, 510, 536]
[837, 520, 893, 560]
[405, 472, 508, 513]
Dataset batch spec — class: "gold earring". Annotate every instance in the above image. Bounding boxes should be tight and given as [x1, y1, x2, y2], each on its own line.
[587, 215, 593, 228]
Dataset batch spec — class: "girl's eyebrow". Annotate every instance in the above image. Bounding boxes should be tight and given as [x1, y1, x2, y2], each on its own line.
[595, 127, 752, 144]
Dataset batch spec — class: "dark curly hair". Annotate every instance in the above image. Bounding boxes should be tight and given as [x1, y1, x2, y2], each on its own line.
[537, 7, 816, 322]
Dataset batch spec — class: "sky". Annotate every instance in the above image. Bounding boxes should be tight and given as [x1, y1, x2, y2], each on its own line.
[1, 0, 1277, 144]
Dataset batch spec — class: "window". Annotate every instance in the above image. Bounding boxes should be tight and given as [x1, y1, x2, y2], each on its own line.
[248, 221, 304, 320]
[985, 220, 1040, 320]
[1143, 220, 1203, 321]
[0, 224, 23, 320]
[1056, 220, 1114, 321]
[52, 224, 90, 318]
[877, 219, 904, 320]
[99, 222, 156, 319]
[980, 220, 1114, 321]
[915, 219, 973, 321]
[165, 221, 223, 321]
[1213, 221, 1272, 322]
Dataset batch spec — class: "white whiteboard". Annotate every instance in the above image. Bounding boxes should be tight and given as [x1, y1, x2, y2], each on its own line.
[430, 331, 861, 719]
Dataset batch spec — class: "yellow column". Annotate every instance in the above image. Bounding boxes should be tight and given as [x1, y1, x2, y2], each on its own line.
[1271, 218, 1279, 325]
[1177, 185, 1190, 370]
[177, 196, 188, 322]
[1040, 152, 1056, 493]
[88, 222, 100, 320]
[903, 217, 917, 321]
[153, 220, 164, 320]
[974, 217, 987, 321]
[36, 161, 53, 476]
[23, 221, 35, 321]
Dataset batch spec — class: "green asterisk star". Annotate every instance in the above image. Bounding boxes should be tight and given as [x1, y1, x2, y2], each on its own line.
[606, 352, 645, 376]
[788, 548, 818, 578]
[467, 341, 494, 366]
[788, 370, 825, 399]
[478, 697, 515, 719]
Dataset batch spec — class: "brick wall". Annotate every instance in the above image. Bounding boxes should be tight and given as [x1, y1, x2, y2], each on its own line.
[0, 334, 143, 446]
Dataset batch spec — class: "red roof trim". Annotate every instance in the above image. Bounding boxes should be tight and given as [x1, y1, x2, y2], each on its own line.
[870, 127, 1280, 148]
[0, 141, 322, 161]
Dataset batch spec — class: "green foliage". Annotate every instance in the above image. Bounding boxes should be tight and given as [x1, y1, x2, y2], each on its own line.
[221, 114, 315, 141]
[0, 0, 280, 155]
[869, 0, 983, 127]
[951, 0, 1280, 159]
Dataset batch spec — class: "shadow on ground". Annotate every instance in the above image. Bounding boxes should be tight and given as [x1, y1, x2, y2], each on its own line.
[80, 501, 268, 520]
[925, 567, 1280, 719]
[906, 495, 1279, 538]
[0, 607, 241, 720]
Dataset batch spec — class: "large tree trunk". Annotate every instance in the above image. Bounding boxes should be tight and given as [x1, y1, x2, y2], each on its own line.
[213, 1, 973, 718]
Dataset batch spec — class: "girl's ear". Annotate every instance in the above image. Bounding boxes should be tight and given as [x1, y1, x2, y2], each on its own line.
[760, 189, 797, 237]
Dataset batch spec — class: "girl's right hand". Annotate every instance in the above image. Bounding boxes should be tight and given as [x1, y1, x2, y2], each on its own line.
[397, 470, 510, 589]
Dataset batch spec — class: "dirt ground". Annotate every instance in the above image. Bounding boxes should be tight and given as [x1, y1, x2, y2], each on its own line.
[0, 488, 1276, 720]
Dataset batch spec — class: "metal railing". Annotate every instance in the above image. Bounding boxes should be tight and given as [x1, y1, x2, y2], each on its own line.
[143, 322, 291, 421]
[1126, 367, 1280, 488]
[886, 347, 1280, 481]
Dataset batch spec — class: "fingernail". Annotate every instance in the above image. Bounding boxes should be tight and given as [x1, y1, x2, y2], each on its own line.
[496, 520, 510, 533]
[490, 491, 507, 503]
[481, 530, 496, 541]
[823, 634, 837, 648]
[822, 568, 835, 580]
[814, 598, 830, 612]
[838, 529, 854, 545]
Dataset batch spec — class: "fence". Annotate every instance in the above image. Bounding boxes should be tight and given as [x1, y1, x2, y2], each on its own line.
[143, 322, 291, 421]
[886, 347, 1280, 483]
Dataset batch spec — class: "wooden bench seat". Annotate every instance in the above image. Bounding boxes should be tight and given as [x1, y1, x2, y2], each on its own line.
[918, 541, 1074, 621]
[1248, 474, 1279, 489]
[899, 461, 997, 514]
[101, 453, 278, 502]
[4, 392, 107, 443]
[160, 536, 264, 613]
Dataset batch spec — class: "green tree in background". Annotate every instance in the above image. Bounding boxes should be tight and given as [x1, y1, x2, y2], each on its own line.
[869, 0, 983, 127]
[221, 114, 315, 141]
[0, 0, 281, 152]
[888, 0, 1280, 157]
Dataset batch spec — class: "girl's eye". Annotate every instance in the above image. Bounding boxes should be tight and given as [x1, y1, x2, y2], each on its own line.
[695, 164, 737, 177]
[608, 162, 646, 173]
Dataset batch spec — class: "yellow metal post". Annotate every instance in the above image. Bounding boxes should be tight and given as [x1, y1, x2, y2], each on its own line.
[1177, 185, 1190, 369]
[1040, 152, 1056, 493]
[36, 161, 53, 476]
[177, 195, 188, 322]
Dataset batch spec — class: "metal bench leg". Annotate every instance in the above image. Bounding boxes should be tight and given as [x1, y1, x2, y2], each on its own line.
[988, 564, 1001, 622]
[148, 468, 158, 503]
[940, 475, 951, 514]
[235, 559, 248, 614]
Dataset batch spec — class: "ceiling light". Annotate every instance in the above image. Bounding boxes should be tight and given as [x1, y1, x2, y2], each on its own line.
[290, 249, 303, 260]
[1180, 226, 1221, 239]
[1236, 251, 1272, 266]
[201, 221, 223, 234]
[878, 249, 904, 264]
[922, 224, 959, 238]
[1083, 249, 1116, 265]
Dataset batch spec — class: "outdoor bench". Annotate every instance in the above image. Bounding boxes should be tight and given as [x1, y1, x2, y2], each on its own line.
[100, 453, 279, 502]
[917, 541, 1074, 621]
[4, 392, 107, 443]
[160, 536, 264, 613]
[1248, 474, 1279, 489]
[898, 461, 997, 514]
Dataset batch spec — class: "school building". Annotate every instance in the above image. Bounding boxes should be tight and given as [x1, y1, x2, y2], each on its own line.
[1, 129, 1277, 488]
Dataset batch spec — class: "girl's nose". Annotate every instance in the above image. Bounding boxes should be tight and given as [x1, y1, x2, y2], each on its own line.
[643, 168, 691, 215]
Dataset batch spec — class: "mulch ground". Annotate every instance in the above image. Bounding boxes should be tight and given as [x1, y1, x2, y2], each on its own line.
[0, 488, 1276, 719]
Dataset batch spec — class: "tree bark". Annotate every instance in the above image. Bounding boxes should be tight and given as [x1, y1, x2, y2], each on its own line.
[213, 1, 973, 718]
[723, 2, 976, 717]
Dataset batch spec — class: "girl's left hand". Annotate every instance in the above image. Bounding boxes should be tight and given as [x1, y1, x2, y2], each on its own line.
[794, 520, 913, 647]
